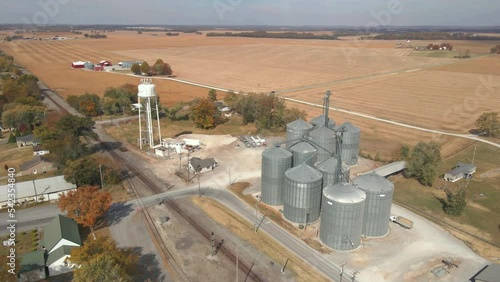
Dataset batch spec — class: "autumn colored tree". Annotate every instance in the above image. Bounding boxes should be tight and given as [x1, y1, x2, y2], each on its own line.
[140, 61, 150, 75]
[78, 93, 101, 116]
[58, 186, 112, 235]
[69, 236, 138, 277]
[131, 63, 141, 75]
[73, 253, 132, 282]
[190, 98, 220, 129]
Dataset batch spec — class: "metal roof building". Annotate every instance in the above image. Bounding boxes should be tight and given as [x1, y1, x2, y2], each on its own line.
[359, 161, 406, 177]
[283, 163, 323, 223]
[444, 162, 477, 182]
[319, 182, 366, 251]
[261, 147, 293, 205]
[353, 173, 394, 237]
[474, 264, 500, 282]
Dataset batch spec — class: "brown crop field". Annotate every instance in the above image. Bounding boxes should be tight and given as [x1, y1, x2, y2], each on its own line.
[1, 30, 499, 149]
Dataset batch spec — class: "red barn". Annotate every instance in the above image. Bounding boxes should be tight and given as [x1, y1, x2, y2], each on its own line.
[71, 61, 85, 68]
[94, 65, 103, 71]
[99, 60, 112, 66]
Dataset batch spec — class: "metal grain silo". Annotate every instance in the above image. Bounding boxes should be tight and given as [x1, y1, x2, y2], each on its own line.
[310, 115, 335, 130]
[320, 183, 366, 251]
[337, 122, 360, 165]
[283, 163, 323, 223]
[308, 126, 336, 163]
[315, 156, 351, 186]
[286, 119, 313, 147]
[289, 141, 317, 167]
[84, 62, 94, 70]
[353, 173, 394, 237]
[261, 147, 293, 205]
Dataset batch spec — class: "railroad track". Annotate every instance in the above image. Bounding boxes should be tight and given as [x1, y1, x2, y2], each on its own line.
[105, 144, 264, 282]
[40, 77, 263, 281]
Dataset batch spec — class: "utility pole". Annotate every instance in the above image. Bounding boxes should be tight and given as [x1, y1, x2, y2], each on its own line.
[236, 245, 239, 282]
[187, 150, 190, 181]
[254, 199, 261, 231]
[351, 270, 359, 282]
[198, 174, 201, 197]
[99, 164, 104, 189]
[472, 145, 477, 164]
[304, 209, 309, 231]
[281, 258, 289, 273]
[339, 261, 346, 282]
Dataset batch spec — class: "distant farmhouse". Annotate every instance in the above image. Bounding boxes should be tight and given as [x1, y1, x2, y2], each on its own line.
[444, 162, 476, 182]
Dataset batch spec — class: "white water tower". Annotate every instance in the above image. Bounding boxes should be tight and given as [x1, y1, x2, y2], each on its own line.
[138, 78, 162, 149]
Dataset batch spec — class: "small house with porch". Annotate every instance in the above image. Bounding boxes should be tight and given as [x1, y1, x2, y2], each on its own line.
[189, 157, 218, 174]
[444, 162, 476, 182]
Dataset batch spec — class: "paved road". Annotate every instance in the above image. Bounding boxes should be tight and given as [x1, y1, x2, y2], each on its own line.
[0, 205, 63, 236]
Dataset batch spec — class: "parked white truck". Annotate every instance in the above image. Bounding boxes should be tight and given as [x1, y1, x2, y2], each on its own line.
[390, 215, 414, 229]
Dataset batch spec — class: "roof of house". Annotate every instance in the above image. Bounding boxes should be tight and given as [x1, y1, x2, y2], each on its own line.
[190, 157, 217, 172]
[475, 264, 500, 282]
[16, 134, 40, 143]
[44, 215, 82, 252]
[445, 162, 477, 177]
[19, 250, 46, 274]
[0, 175, 76, 203]
[19, 155, 52, 171]
[46, 245, 76, 266]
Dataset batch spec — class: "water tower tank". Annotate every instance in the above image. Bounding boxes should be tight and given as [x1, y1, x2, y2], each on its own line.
[310, 115, 335, 130]
[283, 163, 323, 223]
[261, 147, 293, 205]
[308, 126, 336, 163]
[286, 119, 313, 147]
[320, 182, 366, 251]
[289, 141, 317, 167]
[353, 173, 394, 237]
[138, 82, 157, 98]
[337, 122, 360, 165]
[315, 156, 351, 186]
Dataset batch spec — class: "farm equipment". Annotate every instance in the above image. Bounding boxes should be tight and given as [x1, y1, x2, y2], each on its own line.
[390, 215, 414, 229]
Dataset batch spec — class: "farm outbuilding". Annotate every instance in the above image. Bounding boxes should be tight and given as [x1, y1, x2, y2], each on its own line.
[71, 61, 85, 68]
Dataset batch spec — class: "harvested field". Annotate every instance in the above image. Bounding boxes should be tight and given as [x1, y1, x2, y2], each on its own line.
[283, 69, 500, 133]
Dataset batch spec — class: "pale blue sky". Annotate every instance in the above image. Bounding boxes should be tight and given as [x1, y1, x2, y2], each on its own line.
[0, 0, 499, 26]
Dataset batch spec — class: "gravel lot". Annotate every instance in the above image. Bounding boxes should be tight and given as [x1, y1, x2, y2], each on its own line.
[144, 134, 487, 281]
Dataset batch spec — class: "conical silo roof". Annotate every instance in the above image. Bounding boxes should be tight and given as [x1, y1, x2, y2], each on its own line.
[262, 146, 292, 159]
[323, 182, 365, 204]
[289, 141, 316, 154]
[311, 115, 335, 129]
[315, 156, 349, 173]
[353, 173, 394, 193]
[287, 119, 313, 130]
[309, 125, 335, 139]
[285, 163, 322, 183]
[340, 121, 360, 133]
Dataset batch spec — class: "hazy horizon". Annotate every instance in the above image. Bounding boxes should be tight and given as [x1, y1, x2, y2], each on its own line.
[0, 0, 499, 27]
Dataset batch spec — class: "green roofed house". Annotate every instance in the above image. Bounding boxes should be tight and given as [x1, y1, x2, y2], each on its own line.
[43, 215, 82, 276]
[18, 250, 46, 282]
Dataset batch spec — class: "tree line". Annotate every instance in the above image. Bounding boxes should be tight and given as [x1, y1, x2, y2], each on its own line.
[66, 84, 138, 116]
[189, 90, 305, 130]
[206, 31, 340, 40]
[373, 32, 499, 41]
[131, 59, 173, 76]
